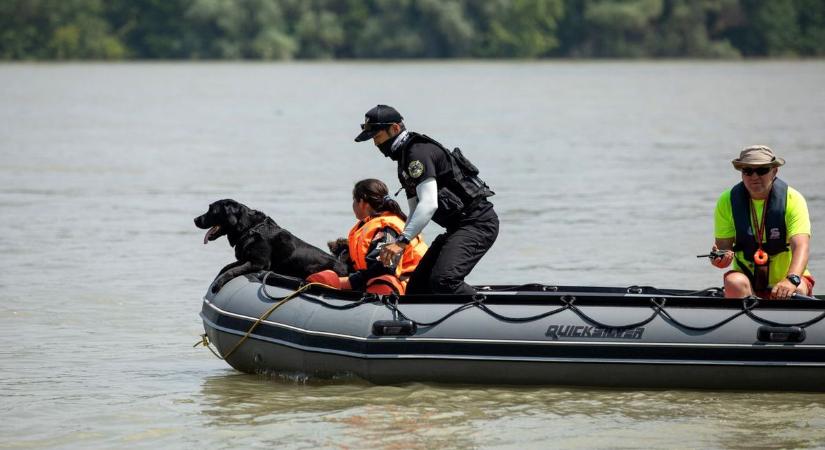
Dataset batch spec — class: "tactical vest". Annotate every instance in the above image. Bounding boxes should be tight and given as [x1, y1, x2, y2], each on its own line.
[730, 177, 789, 262]
[398, 132, 494, 227]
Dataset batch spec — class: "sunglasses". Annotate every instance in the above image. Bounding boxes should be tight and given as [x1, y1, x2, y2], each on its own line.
[360, 122, 394, 132]
[741, 167, 772, 176]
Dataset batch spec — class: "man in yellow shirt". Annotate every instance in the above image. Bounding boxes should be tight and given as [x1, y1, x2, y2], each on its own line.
[710, 145, 814, 299]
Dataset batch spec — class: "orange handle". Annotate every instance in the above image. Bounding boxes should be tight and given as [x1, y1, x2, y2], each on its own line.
[754, 249, 768, 266]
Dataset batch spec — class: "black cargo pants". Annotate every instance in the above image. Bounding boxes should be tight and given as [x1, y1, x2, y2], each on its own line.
[405, 204, 499, 295]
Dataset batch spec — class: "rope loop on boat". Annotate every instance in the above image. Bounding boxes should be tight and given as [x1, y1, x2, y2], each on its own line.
[558, 296, 661, 330]
[386, 292, 400, 306]
[742, 297, 825, 328]
[387, 291, 825, 332]
[383, 293, 404, 321]
[261, 271, 379, 308]
[260, 270, 278, 300]
[381, 293, 406, 319]
[649, 297, 749, 331]
[627, 285, 725, 297]
[247, 273, 825, 336]
[475, 302, 571, 323]
[399, 302, 477, 328]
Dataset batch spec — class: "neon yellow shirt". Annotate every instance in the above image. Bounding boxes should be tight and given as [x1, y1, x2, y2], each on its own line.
[714, 185, 812, 285]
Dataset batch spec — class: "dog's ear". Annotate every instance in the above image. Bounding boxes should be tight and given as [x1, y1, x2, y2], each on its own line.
[327, 238, 348, 256]
[235, 204, 257, 230]
[223, 202, 239, 227]
[327, 240, 340, 254]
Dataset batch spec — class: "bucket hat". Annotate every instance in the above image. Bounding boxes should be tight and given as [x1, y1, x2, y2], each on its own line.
[731, 145, 785, 170]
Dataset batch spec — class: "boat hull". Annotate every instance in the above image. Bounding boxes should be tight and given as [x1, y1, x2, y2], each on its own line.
[200, 273, 825, 390]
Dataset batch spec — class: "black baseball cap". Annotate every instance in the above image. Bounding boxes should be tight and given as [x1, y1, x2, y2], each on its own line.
[354, 104, 404, 142]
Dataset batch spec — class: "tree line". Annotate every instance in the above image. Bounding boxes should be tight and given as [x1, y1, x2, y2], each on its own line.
[2, 0, 824, 60]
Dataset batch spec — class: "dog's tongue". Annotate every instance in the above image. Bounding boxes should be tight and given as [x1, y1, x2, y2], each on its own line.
[203, 225, 221, 244]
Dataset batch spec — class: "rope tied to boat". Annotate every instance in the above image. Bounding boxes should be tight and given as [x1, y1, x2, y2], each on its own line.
[198, 273, 825, 352]
[196, 272, 388, 359]
[626, 285, 725, 297]
[476, 300, 571, 323]
[384, 297, 478, 328]
[742, 297, 825, 328]
[195, 278, 322, 360]
[377, 292, 825, 333]
[554, 295, 663, 330]
[647, 297, 755, 332]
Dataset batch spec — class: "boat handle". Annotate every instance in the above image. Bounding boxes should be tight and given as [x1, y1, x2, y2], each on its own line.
[757, 326, 806, 343]
[373, 320, 417, 337]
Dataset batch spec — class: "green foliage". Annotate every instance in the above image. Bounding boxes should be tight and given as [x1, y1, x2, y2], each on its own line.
[725, 0, 825, 57]
[795, 0, 825, 56]
[1, 0, 125, 59]
[350, 0, 426, 58]
[416, 0, 475, 57]
[750, 0, 801, 56]
[473, 0, 565, 58]
[105, 0, 190, 58]
[652, 0, 742, 58]
[578, 0, 664, 57]
[1, 0, 824, 59]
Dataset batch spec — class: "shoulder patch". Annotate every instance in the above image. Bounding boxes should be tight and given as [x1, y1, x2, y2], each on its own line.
[408, 160, 424, 178]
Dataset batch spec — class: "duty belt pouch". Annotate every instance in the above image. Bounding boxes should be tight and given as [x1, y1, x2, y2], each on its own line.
[432, 187, 465, 228]
[754, 258, 770, 292]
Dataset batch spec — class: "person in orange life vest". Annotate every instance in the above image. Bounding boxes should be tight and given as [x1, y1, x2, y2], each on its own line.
[306, 179, 427, 295]
[709, 145, 814, 299]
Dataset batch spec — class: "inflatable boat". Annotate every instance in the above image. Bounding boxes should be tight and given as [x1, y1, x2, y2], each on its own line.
[198, 272, 825, 391]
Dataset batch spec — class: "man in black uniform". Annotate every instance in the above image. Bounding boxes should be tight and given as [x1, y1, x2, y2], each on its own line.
[354, 104, 499, 295]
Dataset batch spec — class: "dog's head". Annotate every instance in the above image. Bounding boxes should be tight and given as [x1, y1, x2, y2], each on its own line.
[194, 199, 252, 244]
[327, 237, 353, 272]
[327, 237, 349, 258]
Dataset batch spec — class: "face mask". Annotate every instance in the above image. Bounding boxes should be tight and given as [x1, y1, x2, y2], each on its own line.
[377, 136, 397, 159]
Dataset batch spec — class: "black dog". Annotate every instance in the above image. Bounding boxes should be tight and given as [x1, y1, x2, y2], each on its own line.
[194, 199, 347, 293]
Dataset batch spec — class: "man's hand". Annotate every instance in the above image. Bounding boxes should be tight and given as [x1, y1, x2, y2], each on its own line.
[379, 242, 405, 268]
[710, 245, 733, 269]
[771, 278, 798, 300]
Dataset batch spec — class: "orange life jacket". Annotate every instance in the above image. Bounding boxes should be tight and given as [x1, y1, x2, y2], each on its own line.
[347, 212, 428, 294]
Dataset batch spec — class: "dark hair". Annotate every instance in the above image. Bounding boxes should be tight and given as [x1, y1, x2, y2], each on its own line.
[353, 178, 407, 221]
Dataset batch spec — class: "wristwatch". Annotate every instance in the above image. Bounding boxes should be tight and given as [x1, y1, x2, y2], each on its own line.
[787, 274, 802, 287]
[396, 235, 411, 246]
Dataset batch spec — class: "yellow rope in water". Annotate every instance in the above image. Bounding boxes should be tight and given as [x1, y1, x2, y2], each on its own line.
[195, 282, 328, 360]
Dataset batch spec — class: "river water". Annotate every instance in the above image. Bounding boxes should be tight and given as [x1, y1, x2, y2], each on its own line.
[1, 61, 824, 449]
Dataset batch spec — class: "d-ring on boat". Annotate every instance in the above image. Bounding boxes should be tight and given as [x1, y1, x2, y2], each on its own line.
[199, 272, 825, 391]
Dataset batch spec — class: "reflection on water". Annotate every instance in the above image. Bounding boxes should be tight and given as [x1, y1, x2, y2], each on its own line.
[198, 374, 825, 449]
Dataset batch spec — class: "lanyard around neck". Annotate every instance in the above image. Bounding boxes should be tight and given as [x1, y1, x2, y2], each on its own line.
[748, 197, 768, 249]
